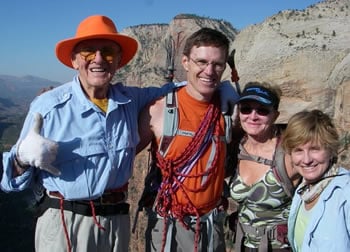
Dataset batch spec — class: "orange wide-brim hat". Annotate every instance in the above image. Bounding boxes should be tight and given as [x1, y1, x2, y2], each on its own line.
[55, 15, 138, 69]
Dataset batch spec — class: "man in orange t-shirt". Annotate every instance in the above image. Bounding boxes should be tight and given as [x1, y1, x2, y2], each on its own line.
[137, 28, 239, 252]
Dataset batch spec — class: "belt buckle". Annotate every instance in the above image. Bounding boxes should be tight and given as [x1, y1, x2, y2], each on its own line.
[183, 215, 197, 226]
[100, 192, 114, 205]
[268, 226, 277, 240]
[99, 191, 125, 205]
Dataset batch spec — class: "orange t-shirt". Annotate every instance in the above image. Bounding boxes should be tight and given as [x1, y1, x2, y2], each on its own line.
[156, 87, 226, 215]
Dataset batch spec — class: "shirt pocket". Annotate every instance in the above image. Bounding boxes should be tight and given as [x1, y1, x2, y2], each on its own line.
[55, 137, 107, 163]
[111, 121, 138, 151]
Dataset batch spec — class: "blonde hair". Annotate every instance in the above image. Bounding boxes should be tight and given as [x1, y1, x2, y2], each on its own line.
[282, 110, 339, 157]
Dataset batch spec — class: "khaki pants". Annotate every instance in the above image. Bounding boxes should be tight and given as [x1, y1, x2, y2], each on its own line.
[35, 208, 130, 252]
[145, 209, 226, 252]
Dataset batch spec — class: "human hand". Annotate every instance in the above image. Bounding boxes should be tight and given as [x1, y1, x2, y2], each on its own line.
[16, 113, 61, 176]
[218, 80, 240, 115]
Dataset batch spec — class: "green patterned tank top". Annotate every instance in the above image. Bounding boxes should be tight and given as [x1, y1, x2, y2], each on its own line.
[230, 168, 292, 248]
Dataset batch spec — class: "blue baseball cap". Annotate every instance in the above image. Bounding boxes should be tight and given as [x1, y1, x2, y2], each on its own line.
[239, 85, 279, 109]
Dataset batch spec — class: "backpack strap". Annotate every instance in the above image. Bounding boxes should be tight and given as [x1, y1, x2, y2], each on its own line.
[238, 138, 295, 198]
[158, 89, 178, 156]
[272, 145, 295, 198]
[159, 89, 203, 156]
[157, 89, 228, 194]
[162, 89, 178, 137]
[238, 143, 273, 166]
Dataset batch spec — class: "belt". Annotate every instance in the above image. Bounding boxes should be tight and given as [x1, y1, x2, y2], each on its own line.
[38, 187, 129, 252]
[235, 222, 290, 252]
[49, 190, 126, 205]
[38, 194, 129, 217]
[157, 208, 225, 252]
[244, 246, 291, 252]
[37, 190, 129, 217]
[182, 208, 226, 226]
[240, 222, 277, 239]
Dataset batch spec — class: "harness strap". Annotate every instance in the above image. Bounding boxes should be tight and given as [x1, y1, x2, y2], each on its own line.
[273, 145, 295, 198]
[154, 89, 224, 252]
[160, 88, 228, 156]
[159, 89, 222, 192]
[238, 143, 273, 166]
[155, 92, 222, 252]
[240, 222, 277, 239]
[202, 137, 217, 186]
[159, 208, 224, 252]
[159, 90, 178, 155]
[238, 138, 295, 198]
[235, 137, 293, 251]
[235, 222, 286, 252]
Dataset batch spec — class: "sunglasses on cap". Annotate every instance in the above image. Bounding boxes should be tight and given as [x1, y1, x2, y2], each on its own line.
[78, 47, 117, 63]
[239, 105, 272, 116]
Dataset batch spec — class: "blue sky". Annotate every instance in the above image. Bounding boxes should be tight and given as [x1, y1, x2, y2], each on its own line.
[0, 0, 321, 83]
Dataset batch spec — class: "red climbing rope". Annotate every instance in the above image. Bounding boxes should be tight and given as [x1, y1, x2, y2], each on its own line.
[155, 95, 222, 252]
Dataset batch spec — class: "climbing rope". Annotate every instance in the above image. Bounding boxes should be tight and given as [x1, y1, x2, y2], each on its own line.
[155, 96, 222, 252]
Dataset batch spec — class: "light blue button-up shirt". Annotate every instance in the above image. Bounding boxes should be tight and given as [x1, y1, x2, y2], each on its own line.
[1, 76, 177, 200]
[288, 167, 350, 252]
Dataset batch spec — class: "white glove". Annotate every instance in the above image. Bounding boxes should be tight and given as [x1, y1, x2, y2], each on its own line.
[218, 80, 240, 115]
[16, 113, 61, 176]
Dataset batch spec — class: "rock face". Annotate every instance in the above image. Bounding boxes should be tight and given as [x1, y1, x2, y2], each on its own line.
[233, 0, 350, 127]
[114, 14, 238, 86]
[117, 0, 350, 165]
[231, 0, 350, 165]
[117, 1, 350, 250]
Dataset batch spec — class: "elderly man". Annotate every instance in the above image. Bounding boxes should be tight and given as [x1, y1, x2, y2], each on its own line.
[1, 15, 237, 252]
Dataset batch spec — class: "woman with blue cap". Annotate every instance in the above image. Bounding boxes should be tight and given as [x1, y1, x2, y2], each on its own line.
[229, 82, 301, 251]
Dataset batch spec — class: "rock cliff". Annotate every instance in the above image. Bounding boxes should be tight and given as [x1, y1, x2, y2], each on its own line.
[117, 0, 349, 165]
[116, 1, 350, 250]
[231, 0, 350, 165]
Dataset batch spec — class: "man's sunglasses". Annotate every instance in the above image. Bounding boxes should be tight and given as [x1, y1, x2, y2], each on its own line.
[78, 47, 117, 63]
[239, 106, 272, 116]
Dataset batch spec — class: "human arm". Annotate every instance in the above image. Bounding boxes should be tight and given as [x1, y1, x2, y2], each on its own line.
[136, 105, 154, 154]
[220, 49, 241, 115]
[346, 196, 350, 238]
[341, 169, 350, 237]
[135, 79, 238, 150]
[134, 80, 238, 116]
[136, 98, 165, 154]
[133, 81, 186, 112]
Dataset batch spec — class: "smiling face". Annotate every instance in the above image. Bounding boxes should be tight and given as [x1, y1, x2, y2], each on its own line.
[72, 39, 121, 98]
[182, 45, 227, 102]
[239, 101, 279, 139]
[290, 141, 332, 184]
